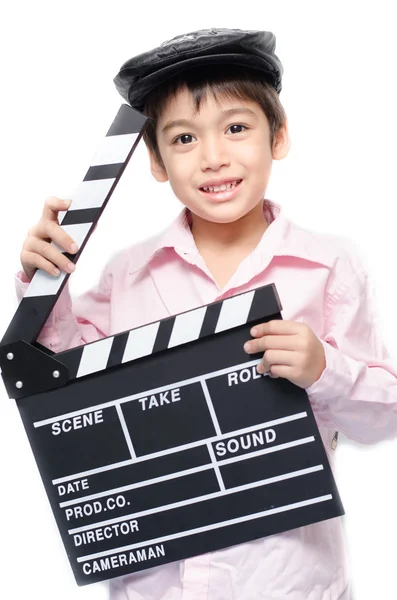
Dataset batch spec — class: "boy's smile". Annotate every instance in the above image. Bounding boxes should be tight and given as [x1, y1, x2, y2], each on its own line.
[198, 177, 243, 202]
[148, 86, 290, 238]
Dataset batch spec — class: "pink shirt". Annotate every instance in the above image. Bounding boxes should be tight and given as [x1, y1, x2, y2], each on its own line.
[15, 199, 397, 599]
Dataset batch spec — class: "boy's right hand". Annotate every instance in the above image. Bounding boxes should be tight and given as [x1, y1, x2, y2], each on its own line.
[20, 196, 79, 282]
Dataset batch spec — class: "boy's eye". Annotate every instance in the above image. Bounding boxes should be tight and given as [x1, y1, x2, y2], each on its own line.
[226, 124, 247, 134]
[173, 124, 248, 145]
[174, 134, 195, 145]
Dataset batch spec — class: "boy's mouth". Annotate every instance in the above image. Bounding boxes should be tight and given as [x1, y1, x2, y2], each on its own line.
[199, 179, 242, 193]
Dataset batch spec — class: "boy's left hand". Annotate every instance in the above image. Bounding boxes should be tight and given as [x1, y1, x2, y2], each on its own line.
[243, 320, 326, 390]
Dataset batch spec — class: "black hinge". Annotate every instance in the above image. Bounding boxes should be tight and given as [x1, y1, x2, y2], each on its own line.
[0, 339, 69, 399]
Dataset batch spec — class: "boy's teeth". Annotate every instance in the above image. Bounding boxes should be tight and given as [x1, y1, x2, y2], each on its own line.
[203, 180, 240, 192]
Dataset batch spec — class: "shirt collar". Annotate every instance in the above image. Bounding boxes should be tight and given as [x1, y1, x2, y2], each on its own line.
[129, 199, 335, 273]
[262, 200, 336, 269]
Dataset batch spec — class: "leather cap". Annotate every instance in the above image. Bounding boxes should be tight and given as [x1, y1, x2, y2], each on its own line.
[113, 28, 283, 112]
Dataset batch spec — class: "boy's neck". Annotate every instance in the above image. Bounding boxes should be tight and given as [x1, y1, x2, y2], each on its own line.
[190, 200, 269, 253]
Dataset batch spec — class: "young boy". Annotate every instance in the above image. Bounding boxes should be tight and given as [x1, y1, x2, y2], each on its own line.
[16, 28, 397, 599]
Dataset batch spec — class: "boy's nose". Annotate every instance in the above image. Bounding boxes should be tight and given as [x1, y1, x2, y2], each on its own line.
[200, 138, 230, 171]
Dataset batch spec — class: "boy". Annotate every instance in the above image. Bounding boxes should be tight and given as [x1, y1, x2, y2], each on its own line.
[16, 28, 397, 599]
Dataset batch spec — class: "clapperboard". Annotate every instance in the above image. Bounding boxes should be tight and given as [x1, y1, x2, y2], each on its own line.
[0, 104, 344, 586]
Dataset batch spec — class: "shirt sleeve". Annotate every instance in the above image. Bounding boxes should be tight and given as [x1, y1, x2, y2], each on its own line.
[14, 261, 113, 353]
[305, 261, 397, 444]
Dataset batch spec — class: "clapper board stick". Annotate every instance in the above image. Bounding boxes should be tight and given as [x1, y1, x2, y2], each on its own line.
[0, 104, 344, 586]
[0, 104, 147, 354]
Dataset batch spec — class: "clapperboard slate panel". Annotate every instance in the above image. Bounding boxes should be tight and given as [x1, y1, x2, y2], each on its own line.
[0, 104, 344, 586]
[16, 285, 344, 586]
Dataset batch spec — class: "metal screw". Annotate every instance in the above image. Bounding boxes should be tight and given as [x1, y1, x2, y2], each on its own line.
[7, 353, 14, 360]
[15, 381, 23, 389]
[53, 370, 60, 378]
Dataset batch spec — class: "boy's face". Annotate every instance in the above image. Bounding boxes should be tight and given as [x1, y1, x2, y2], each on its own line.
[149, 86, 289, 224]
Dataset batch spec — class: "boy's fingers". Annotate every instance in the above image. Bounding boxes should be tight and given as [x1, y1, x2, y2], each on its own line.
[35, 220, 78, 254]
[244, 335, 299, 353]
[22, 250, 63, 277]
[42, 196, 71, 221]
[32, 239, 76, 273]
[244, 338, 266, 354]
[21, 197, 75, 280]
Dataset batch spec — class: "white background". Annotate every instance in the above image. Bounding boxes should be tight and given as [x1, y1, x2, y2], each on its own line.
[0, 1, 396, 599]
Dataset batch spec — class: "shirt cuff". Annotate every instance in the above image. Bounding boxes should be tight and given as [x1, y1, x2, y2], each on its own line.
[305, 339, 352, 409]
[14, 269, 73, 321]
[14, 269, 31, 301]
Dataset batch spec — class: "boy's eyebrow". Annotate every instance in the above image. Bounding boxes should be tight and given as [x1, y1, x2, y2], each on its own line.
[160, 107, 258, 135]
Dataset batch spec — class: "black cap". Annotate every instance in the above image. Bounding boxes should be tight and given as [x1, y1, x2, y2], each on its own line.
[113, 28, 283, 112]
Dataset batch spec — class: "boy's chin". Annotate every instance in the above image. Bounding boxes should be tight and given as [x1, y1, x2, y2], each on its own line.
[190, 203, 261, 224]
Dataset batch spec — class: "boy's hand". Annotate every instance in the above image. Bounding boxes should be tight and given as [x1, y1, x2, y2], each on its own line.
[243, 320, 326, 389]
[20, 196, 79, 281]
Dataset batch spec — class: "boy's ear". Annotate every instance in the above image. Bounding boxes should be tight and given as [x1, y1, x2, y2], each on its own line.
[147, 148, 169, 182]
[272, 118, 291, 160]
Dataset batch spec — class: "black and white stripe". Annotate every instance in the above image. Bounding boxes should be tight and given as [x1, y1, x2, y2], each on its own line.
[1, 104, 147, 347]
[58, 284, 282, 381]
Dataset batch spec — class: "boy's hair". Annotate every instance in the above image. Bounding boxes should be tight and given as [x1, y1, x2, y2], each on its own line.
[142, 64, 287, 172]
